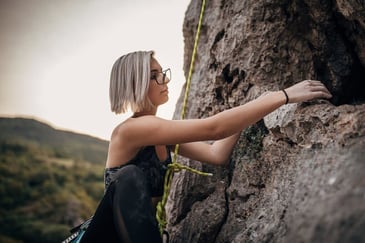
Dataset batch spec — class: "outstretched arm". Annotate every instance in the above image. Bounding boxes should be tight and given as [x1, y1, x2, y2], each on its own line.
[123, 80, 332, 150]
[177, 80, 332, 165]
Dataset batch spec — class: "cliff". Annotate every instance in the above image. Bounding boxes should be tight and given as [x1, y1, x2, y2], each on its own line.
[167, 0, 365, 242]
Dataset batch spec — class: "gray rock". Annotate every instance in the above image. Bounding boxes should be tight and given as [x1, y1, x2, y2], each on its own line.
[166, 0, 365, 242]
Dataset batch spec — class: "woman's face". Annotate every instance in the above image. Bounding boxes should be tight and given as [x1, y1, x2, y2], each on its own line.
[148, 58, 169, 107]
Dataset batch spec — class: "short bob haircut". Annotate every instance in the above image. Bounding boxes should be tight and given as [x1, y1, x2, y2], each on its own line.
[109, 50, 155, 114]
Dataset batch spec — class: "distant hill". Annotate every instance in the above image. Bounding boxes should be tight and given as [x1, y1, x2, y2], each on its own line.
[0, 117, 107, 242]
[0, 117, 108, 164]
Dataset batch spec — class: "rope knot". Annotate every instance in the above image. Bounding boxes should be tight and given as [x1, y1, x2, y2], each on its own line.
[156, 162, 212, 235]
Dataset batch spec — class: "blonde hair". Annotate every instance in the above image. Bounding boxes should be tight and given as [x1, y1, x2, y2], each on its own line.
[109, 51, 155, 114]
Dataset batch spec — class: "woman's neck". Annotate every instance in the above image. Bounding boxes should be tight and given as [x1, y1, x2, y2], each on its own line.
[133, 107, 157, 117]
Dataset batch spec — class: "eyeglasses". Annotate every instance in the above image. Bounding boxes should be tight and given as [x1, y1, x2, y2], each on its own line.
[151, 68, 171, 85]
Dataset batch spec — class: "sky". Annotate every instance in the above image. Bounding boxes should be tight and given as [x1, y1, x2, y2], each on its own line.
[0, 0, 190, 140]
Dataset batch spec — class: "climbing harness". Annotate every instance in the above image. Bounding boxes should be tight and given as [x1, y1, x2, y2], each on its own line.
[156, 0, 210, 236]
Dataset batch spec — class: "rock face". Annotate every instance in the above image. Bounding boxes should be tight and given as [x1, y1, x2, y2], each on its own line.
[166, 0, 365, 242]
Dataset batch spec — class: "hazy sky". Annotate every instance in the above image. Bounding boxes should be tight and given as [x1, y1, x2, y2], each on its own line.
[0, 0, 190, 140]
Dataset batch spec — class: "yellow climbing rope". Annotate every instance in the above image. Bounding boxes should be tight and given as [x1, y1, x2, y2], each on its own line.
[156, 0, 208, 235]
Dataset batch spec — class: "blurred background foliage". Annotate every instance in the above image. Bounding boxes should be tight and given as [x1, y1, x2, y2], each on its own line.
[0, 117, 108, 243]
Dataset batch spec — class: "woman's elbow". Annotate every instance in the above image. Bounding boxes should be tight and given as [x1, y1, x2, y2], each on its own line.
[209, 147, 231, 166]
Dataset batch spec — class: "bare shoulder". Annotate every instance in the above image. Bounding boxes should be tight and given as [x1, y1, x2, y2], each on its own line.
[107, 118, 148, 167]
[110, 119, 129, 141]
[123, 115, 174, 137]
[111, 115, 162, 144]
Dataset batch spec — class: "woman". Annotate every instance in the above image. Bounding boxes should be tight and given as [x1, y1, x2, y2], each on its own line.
[80, 51, 332, 243]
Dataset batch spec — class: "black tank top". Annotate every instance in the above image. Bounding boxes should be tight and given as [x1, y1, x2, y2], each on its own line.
[104, 146, 172, 197]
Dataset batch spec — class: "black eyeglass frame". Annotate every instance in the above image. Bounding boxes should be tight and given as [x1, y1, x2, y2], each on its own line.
[151, 68, 171, 85]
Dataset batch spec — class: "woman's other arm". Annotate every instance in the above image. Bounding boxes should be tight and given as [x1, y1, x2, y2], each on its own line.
[178, 133, 241, 166]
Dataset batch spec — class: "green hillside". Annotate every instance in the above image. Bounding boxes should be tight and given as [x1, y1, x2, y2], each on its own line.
[0, 117, 108, 243]
[0, 117, 108, 164]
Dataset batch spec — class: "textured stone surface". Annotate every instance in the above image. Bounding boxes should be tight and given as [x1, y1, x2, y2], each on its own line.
[166, 0, 365, 242]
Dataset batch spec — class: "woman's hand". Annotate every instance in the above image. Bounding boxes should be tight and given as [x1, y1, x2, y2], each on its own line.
[284, 80, 332, 103]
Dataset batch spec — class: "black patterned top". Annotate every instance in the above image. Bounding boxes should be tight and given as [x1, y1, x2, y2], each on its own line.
[104, 146, 172, 197]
